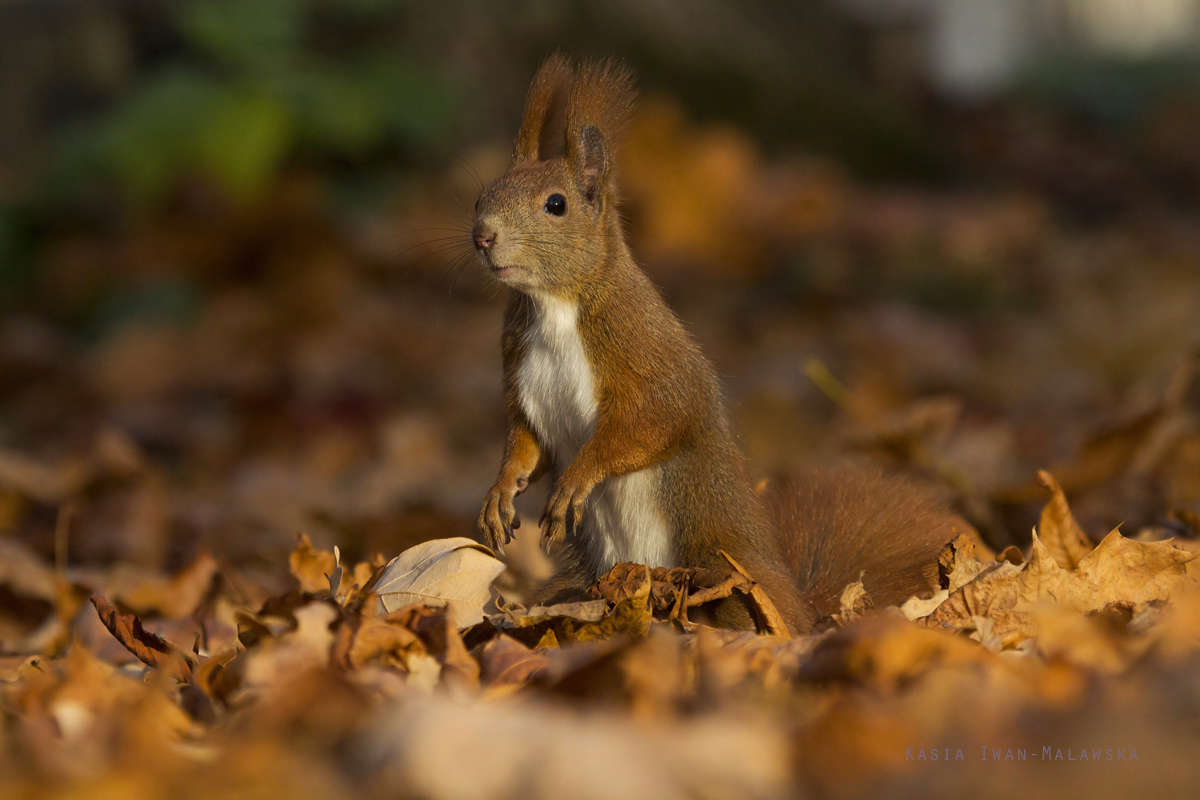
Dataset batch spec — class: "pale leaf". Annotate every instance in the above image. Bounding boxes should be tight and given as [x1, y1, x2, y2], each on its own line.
[374, 538, 505, 628]
[901, 589, 949, 621]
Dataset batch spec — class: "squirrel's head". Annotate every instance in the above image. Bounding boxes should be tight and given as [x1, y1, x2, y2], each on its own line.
[473, 54, 635, 297]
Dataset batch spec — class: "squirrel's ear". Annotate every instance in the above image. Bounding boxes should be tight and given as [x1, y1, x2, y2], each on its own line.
[514, 53, 574, 163]
[564, 59, 635, 205]
[572, 125, 609, 204]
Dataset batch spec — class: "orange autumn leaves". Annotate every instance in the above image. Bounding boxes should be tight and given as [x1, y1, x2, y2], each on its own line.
[5, 471, 1200, 798]
[912, 471, 1199, 645]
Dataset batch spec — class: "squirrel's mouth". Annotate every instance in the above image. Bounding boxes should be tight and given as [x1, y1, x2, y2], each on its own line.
[476, 249, 523, 282]
[490, 264, 520, 280]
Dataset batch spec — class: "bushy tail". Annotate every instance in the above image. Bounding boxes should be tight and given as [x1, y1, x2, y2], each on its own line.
[767, 467, 961, 617]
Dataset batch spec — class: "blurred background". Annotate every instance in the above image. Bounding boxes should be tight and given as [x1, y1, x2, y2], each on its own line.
[3, 0, 1200, 593]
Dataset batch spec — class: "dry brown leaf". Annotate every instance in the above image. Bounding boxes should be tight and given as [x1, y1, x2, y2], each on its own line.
[996, 545, 1024, 565]
[593, 563, 731, 617]
[89, 594, 193, 682]
[900, 589, 949, 621]
[1031, 604, 1131, 673]
[1077, 529, 1198, 600]
[409, 606, 480, 691]
[373, 537, 505, 628]
[936, 531, 999, 594]
[798, 614, 994, 690]
[479, 635, 551, 689]
[339, 615, 425, 672]
[832, 574, 871, 626]
[287, 535, 384, 604]
[523, 600, 610, 623]
[1036, 470, 1095, 569]
[289, 533, 337, 595]
[593, 563, 654, 605]
[193, 648, 241, 704]
[589, 557, 792, 635]
[927, 531, 1199, 639]
[720, 552, 790, 636]
[543, 632, 691, 718]
[925, 536, 1068, 639]
[493, 573, 653, 647]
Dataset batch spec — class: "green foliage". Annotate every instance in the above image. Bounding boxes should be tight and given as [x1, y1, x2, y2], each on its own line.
[197, 88, 293, 201]
[183, 0, 305, 70]
[53, 0, 458, 207]
[97, 70, 224, 201]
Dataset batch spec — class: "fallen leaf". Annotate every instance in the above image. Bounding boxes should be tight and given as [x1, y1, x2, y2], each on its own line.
[523, 600, 610, 622]
[1076, 529, 1198, 602]
[938, 531, 999, 593]
[338, 614, 425, 672]
[832, 574, 871, 626]
[411, 606, 480, 691]
[289, 534, 337, 595]
[89, 594, 193, 682]
[798, 614, 994, 691]
[479, 635, 550, 689]
[593, 563, 729, 617]
[900, 589, 949, 621]
[720, 552, 790, 636]
[926, 531, 1200, 639]
[490, 575, 653, 646]
[1036, 470, 1094, 569]
[373, 537, 505, 628]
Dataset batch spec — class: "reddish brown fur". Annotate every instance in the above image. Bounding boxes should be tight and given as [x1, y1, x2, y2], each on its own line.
[473, 56, 958, 634]
[767, 469, 960, 616]
[513, 52, 574, 163]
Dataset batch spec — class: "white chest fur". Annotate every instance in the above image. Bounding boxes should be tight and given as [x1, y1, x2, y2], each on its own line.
[517, 295, 675, 571]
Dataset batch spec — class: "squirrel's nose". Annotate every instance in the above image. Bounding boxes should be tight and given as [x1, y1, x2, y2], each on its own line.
[473, 223, 497, 251]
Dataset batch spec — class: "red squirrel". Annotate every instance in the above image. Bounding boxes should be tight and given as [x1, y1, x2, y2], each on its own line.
[472, 54, 957, 634]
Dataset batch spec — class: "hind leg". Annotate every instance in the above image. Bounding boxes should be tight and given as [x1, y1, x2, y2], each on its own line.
[526, 541, 596, 606]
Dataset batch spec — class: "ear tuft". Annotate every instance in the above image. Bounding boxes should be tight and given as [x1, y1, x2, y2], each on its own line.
[514, 52, 575, 163]
[564, 59, 637, 203]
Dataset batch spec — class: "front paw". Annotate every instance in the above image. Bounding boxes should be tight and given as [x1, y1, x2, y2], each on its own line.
[478, 478, 525, 554]
[539, 478, 594, 553]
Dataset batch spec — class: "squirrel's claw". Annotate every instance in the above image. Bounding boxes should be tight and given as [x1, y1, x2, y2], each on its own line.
[478, 485, 519, 556]
[540, 479, 592, 553]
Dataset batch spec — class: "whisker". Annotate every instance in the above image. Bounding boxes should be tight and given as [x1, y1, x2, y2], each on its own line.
[456, 161, 484, 193]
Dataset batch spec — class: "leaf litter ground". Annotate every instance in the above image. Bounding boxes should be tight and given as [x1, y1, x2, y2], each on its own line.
[1, 476, 1199, 799]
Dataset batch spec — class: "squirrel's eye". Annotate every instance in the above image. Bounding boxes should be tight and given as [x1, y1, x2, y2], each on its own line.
[544, 193, 567, 216]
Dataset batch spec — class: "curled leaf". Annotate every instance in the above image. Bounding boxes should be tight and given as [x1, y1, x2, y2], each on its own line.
[90, 593, 193, 682]
[720, 552, 790, 636]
